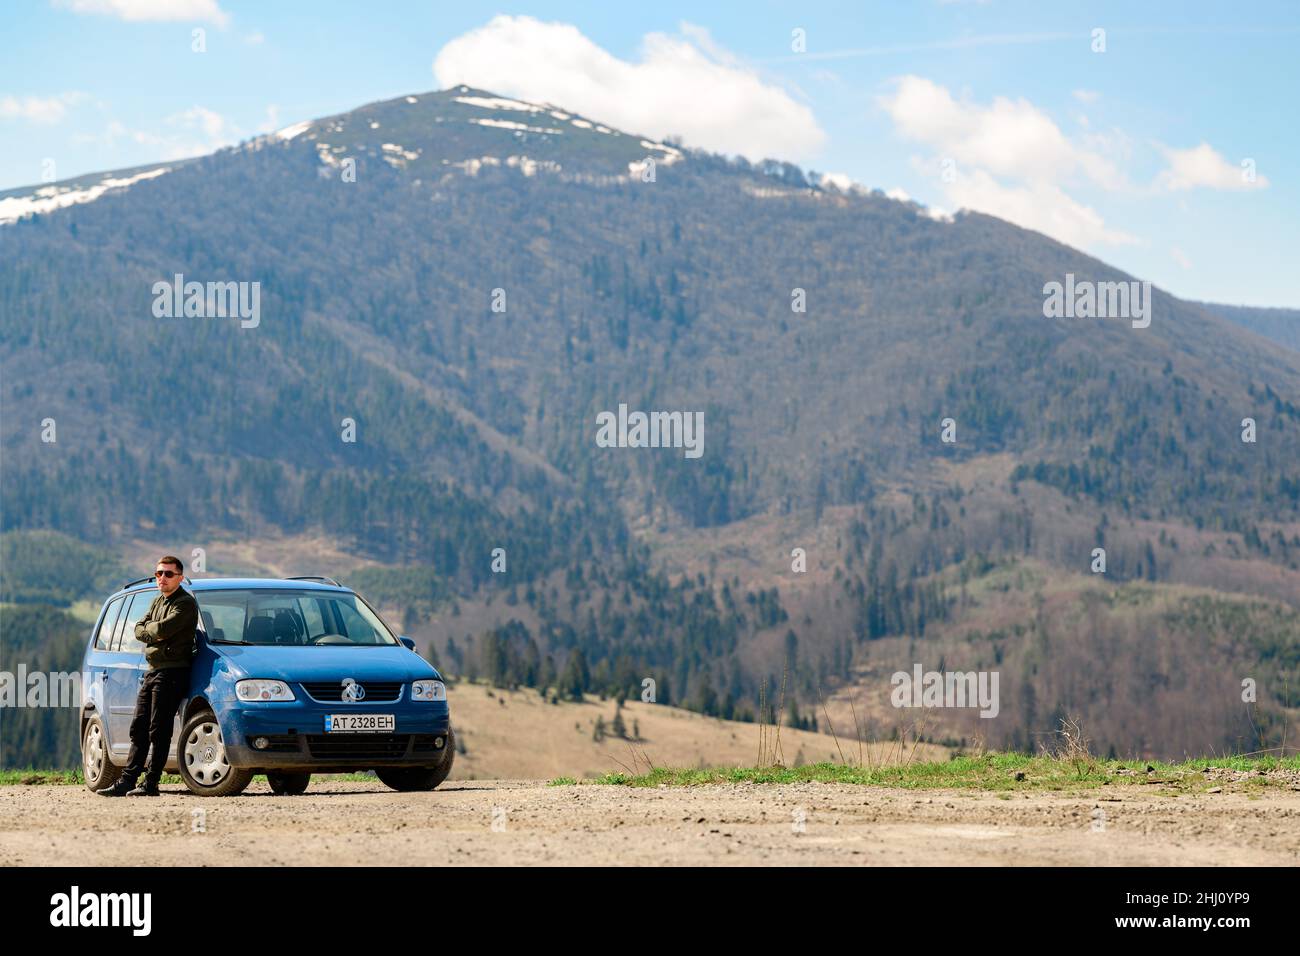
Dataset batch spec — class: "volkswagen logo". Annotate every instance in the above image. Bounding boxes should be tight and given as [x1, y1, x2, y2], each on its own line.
[341, 678, 365, 702]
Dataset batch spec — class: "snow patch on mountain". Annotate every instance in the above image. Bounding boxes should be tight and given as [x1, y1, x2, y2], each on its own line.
[276, 120, 312, 141]
[0, 167, 171, 225]
[455, 95, 542, 113]
[506, 155, 561, 177]
[449, 156, 501, 176]
[382, 143, 422, 167]
[469, 117, 563, 134]
[640, 140, 684, 165]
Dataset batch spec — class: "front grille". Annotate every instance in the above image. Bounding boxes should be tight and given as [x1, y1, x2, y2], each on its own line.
[301, 681, 403, 702]
[306, 734, 412, 760]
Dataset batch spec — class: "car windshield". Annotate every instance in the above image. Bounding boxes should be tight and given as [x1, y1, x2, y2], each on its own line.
[197, 589, 398, 647]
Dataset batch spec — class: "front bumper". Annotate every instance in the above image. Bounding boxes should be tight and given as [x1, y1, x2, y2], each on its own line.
[220, 701, 451, 770]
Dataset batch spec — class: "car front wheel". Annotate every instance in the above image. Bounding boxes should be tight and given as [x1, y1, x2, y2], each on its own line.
[178, 711, 254, 797]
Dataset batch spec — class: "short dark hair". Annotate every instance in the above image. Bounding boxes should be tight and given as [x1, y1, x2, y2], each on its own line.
[158, 555, 184, 573]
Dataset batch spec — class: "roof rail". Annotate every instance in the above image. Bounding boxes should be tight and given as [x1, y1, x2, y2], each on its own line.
[287, 575, 342, 587]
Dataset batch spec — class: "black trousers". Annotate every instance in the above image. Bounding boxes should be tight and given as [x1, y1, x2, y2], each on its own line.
[125, 667, 190, 781]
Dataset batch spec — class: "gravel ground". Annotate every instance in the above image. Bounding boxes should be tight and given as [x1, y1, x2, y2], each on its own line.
[2, 778, 1297, 866]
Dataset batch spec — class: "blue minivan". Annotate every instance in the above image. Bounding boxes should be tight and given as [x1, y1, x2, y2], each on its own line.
[79, 575, 453, 796]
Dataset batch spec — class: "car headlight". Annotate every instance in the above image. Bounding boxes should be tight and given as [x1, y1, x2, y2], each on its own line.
[236, 679, 295, 702]
[412, 679, 446, 701]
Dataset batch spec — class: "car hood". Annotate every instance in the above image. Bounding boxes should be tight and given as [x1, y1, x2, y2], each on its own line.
[210, 642, 438, 684]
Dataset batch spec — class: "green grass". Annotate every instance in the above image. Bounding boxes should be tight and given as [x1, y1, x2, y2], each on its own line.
[0, 768, 377, 786]
[548, 753, 1300, 793]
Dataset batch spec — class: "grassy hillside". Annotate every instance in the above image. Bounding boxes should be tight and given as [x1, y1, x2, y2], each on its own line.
[446, 680, 945, 780]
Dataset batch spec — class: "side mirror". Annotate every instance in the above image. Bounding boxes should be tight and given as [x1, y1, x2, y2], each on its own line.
[398, 636, 417, 651]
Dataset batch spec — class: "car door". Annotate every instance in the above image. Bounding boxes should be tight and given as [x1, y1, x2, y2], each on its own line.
[105, 591, 153, 755]
[84, 596, 124, 716]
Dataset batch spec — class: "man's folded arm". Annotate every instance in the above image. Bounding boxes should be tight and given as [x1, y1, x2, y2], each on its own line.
[141, 596, 198, 644]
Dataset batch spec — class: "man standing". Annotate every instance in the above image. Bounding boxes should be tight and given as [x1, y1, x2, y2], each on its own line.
[100, 555, 198, 797]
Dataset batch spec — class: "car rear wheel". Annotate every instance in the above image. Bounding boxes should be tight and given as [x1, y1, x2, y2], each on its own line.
[82, 715, 122, 792]
[375, 727, 456, 792]
[178, 711, 254, 797]
[266, 771, 311, 795]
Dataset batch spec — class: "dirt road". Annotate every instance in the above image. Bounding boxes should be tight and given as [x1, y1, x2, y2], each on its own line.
[2, 778, 1297, 866]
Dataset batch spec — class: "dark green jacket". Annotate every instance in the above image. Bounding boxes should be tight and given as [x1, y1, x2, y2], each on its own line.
[134, 587, 198, 670]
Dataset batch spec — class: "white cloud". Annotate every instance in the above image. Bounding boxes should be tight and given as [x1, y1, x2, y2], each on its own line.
[1171, 247, 1192, 270]
[244, 31, 265, 45]
[816, 171, 856, 192]
[76, 105, 240, 160]
[0, 92, 84, 123]
[879, 75, 1123, 190]
[169, 105, 228, 140]
[136, 106, 240, 159]
[878, 75, 1133, 249]
[432, 15, 824, 162]
[945, 169, 1138, 247]
[1072, 89, 1100, 104]
[53, 0, 229, 26]
[257, 104, 280, 134]
[1155, 142, 1269, 191]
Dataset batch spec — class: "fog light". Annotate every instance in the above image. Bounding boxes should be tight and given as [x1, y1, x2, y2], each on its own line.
[434, 736, 445, 749]
[254, 736, 269, 750]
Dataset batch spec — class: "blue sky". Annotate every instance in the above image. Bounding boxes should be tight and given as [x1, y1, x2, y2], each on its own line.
[2, 0, 1296, 306]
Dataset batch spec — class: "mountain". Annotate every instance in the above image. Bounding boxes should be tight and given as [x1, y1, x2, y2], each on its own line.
[2, 87, 1297, 763]
[1198, 302, 1300, 353]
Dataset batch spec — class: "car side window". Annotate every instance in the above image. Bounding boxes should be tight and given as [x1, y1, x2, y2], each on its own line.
[203, 602, 246, 643]
[335, 600, 381, 644]
[112, 592, 153, 653]
[93, 598, 123, 650]
[297, 597, 327, 640]
[108, 595, 133, 651]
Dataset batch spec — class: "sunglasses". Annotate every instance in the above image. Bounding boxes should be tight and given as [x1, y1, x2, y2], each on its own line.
[154, 569, 181, 579]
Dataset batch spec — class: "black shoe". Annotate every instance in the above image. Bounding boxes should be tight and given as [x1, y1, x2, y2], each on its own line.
[99, 776, 139, 797]
[127, 778, 161, 797]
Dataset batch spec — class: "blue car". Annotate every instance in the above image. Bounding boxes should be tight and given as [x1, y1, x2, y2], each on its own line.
[79, 575, 453, 796]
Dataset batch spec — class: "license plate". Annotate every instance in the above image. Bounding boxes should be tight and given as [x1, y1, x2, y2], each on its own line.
[325, 714, 394, 733]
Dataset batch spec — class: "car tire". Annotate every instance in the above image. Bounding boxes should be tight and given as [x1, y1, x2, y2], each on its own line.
[82, 715, 122, 792]
[178, 710, 254, 797]
[266, 771, 311, 795]
[375, 727, 456, 791]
